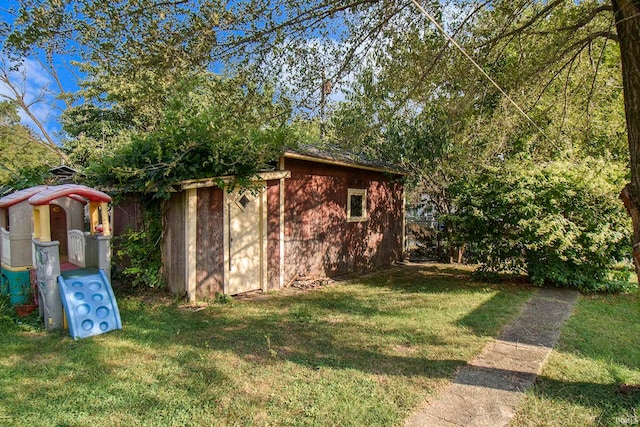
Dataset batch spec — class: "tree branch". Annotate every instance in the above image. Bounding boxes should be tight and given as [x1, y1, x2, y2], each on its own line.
[534, 4, 614, 35]
[478, 0, 565, 48]
[0, 57, 68, 163]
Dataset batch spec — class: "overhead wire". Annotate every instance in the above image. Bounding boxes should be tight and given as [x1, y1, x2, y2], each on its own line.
[408, 0, 551, 142]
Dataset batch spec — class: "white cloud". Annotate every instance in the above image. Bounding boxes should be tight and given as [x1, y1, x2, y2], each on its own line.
[0, 55, 62, 143]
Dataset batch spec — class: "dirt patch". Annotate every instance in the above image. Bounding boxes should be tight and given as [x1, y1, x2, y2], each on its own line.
[178, 301, 209, 312]
[233, 276, 336, 302]
[619, 383, 640, 396]
[393, 343, 418, 356]
[289, 276, 335, 290]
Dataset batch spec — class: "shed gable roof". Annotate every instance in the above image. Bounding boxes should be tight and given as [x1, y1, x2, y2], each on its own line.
[284, 143, 406, 175]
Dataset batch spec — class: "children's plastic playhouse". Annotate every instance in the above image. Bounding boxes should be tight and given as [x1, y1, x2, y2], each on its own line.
[0, 184, 121, 339]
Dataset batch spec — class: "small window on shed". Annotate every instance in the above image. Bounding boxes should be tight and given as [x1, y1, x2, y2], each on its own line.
[347, 189, 367, 222]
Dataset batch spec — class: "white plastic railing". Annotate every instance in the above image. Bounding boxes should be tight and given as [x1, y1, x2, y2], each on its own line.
[1, 227, 10, 265]
[67, 229, 86, 268]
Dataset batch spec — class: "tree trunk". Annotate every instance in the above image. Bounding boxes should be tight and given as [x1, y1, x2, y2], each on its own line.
[619, 184, 640, 275]
[457, 245, 465, 264]
[612, 0, 640, 283]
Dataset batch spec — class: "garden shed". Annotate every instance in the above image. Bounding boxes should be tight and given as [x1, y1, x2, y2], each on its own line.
[160, 145, 406, 300]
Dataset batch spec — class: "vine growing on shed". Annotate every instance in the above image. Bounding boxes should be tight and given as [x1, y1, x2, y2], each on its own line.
[83, 73, 292, 199]
[112, 199, 164, 289]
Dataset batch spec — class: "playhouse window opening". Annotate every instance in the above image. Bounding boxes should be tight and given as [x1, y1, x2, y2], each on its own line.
[347, 189, 367, 222]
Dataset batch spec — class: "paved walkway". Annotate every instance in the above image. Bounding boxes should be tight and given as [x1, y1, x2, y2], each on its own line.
[405, 287, 579, 427]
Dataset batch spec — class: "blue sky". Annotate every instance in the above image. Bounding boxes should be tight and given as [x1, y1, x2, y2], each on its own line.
[0, 5, 83, 145]
[0, 0, 454, 147]
[0, 0, 359, 147]
[0, 55, 71, 141]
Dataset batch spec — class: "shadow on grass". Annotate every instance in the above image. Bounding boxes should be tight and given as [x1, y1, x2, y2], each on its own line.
[0, 319, 232, 423]
[101, 263, 537, 383]
[350, 263, 535, 338]
[114, 263, 531, 367]
[349, 263, 477, 293]
[118, 293, 465, 379]
[349, 263, 532, 294]
[0, 263, 536, 424]
[530, 377, 640, 425]
[456, 290, 531, 338]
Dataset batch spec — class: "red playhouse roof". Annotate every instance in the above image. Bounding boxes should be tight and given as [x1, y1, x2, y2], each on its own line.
[0, 186, 48, 209]
[28, 184, 111, 206]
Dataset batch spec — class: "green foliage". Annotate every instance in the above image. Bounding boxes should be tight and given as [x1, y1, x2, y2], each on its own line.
[0, 101, 58, 184]
[84, 73, 291, 198]
[324, 7, 625, 255]
[213, 292, 233, 305]
[4, 0, 223, 81]
[114, 203, 164, 289]
[115, 227, 164, 289]
[448, 158, 632, 292]
[0, 164, 53, 190]
[0, 294, 41, 329]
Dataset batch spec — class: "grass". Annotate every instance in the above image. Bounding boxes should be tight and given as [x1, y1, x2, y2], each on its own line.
[0, 263, 533, 427]
[512, 291, 640, 426]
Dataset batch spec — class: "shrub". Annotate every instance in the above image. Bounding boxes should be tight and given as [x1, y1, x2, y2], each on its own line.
[448, 158, 632, 292]
[113, 202, 165, 289]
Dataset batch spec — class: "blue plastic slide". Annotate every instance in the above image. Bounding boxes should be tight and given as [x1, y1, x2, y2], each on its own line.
[58, 269, 122, 340]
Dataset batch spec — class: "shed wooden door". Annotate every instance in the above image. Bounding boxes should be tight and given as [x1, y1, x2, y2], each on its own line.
[225, 187, 266, 295]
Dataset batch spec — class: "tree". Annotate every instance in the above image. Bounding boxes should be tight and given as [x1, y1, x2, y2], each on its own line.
[328, 3, 626, 203]
[0, 54, 68, 162]
[2, 0, 460, 128]
[457, 0, 640, 280]
[2, 0, 230, 166]
[612, 1, 640, 276]
[0, 100, 58, 184]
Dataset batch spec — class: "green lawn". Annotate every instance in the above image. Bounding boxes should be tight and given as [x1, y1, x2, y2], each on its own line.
[0, 263, 533, 427]
[512, 292, 640, 426]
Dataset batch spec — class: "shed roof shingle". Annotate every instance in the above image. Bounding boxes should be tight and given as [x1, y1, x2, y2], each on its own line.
[284, 143, 405, 175]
